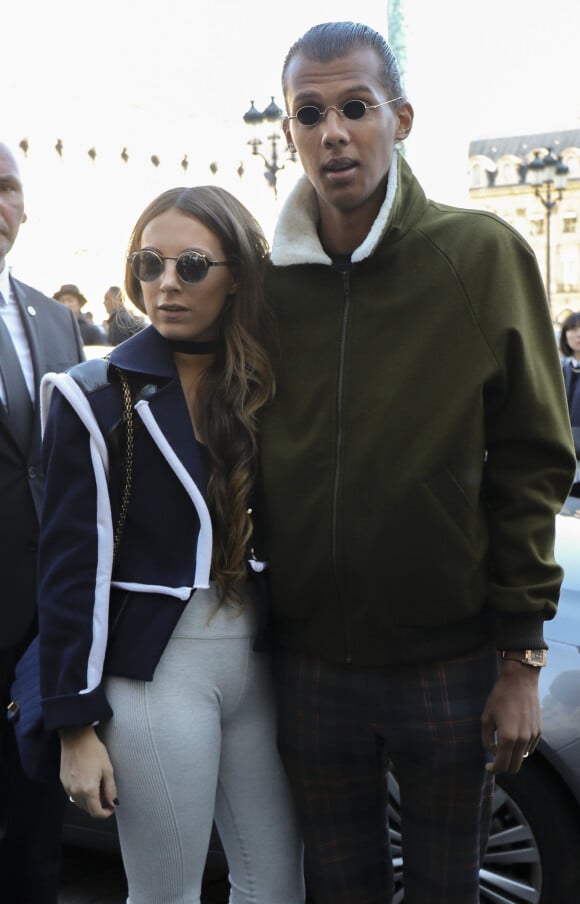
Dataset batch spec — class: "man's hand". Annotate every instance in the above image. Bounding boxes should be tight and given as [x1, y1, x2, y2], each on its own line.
[481, 659, 542, 774]
[59, 725, 118, 819]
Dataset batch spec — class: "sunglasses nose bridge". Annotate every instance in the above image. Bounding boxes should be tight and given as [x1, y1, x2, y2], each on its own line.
[158, 255, 180, 286]
[319, 105, 351, 140]
[320, 105, 343, 124]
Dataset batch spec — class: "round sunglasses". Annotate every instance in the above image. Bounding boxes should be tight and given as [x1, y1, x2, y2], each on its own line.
[288, 97, 403, 128]
[129, 249, 232, 285]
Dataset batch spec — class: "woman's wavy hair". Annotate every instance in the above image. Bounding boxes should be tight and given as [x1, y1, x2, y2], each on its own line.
[559, 311, 580, 357]
[125, 185, 275, 601]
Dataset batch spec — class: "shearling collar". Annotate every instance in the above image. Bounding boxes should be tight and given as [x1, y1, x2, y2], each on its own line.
[270, 148, 400, 267]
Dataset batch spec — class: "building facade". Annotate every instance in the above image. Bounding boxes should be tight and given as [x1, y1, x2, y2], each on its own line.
[468, 130, 580, 322]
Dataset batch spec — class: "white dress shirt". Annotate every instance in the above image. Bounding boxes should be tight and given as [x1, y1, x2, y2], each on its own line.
[0, 264, 35, 405]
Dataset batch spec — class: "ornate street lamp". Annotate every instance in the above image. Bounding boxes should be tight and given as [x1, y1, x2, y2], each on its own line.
[243, 97, 296, 199]
[526, 148, 570, 307]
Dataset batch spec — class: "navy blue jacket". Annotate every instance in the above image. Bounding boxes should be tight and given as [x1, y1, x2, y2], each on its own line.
[38, 326, 266, 731]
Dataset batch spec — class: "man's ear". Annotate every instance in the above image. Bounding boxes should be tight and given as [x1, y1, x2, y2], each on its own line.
[21, 211, 27, 224]
[283, 118, 297, 154]
[395, 102, 414, 141]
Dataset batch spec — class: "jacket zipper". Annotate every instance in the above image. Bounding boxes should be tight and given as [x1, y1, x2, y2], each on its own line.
[332, 269, 353, 663]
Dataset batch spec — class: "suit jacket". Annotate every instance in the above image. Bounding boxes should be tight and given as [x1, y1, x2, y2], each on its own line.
[0, 276, 84, 649]
[77, 312, 108, 346]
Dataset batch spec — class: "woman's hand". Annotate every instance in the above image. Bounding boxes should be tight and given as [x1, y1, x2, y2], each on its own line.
[59, 725, 118, 819]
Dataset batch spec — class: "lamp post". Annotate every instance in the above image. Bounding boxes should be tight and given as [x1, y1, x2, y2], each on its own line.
[526, 148, 569, 307]
[243, 97, 296, 199]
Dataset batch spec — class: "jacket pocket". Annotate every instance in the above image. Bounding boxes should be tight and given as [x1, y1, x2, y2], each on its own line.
[424, 468, 475, 542]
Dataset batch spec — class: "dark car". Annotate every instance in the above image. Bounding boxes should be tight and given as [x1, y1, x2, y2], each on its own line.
[65, 499, 580, 903]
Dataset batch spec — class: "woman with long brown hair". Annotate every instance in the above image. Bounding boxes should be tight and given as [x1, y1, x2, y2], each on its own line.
[37, 186, 304, 903]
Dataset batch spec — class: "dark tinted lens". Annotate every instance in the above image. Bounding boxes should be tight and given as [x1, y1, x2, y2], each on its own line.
[132, 250, 163, 282]
[176, 252, 209, 284]
[342, 100, 367, 120]
[296, 106, 322, 126]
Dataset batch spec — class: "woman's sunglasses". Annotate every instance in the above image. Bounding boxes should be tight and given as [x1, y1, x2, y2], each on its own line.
[288, 97, 403, 128]
[129, 249, 232, 285]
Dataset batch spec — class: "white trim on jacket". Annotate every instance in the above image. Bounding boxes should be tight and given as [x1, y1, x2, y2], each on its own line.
[135, 399, 212, 589]
[41, 372, 114, 694]
[39, 374, 213, 700]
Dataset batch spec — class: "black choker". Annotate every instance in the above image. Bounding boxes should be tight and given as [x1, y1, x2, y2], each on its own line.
[166, 339, 218, 355]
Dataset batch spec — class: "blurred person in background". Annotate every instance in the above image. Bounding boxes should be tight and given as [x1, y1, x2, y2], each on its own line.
[0, 141, 84, 904]
[53, 283, 107, 346]
[560, 311, 580, 496]
[103, 284, 145, 345]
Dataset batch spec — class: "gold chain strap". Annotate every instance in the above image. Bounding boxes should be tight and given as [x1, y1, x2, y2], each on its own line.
[113, 368, 134, 559]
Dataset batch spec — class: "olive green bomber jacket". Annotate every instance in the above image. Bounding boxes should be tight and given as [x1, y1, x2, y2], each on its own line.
[260, 151, 576, 667]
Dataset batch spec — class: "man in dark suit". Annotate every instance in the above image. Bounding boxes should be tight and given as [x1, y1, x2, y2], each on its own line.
[0, 142, 84, 903]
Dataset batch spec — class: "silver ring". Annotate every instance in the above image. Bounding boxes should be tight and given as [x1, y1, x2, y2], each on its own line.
[522, 752, 530, 758]
[69, 795, 76, 803]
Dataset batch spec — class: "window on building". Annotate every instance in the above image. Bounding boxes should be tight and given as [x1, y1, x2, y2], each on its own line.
[529, 217, 545, 236]
[561, 247, 579, 290]
[470, 163, 485, 188]
[500, 162, 518, 184]
[563, 153, 580, 177]
[562, 214, 577, 234]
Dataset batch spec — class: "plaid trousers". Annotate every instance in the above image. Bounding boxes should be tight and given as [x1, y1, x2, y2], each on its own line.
[274, 645, 498, 904]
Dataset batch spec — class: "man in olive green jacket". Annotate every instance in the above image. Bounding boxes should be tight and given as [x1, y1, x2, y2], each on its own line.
[260, 21, 576, 904]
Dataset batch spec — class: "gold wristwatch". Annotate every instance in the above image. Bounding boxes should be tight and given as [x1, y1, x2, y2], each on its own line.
[501, 649, 547, 668]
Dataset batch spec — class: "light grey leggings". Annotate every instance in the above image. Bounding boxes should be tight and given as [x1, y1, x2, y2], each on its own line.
[101, 585, 304, 904]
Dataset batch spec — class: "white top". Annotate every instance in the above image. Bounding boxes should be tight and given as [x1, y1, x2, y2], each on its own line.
[0, 265, 35, 404]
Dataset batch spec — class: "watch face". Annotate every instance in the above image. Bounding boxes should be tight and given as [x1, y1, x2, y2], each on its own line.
[526, 650, 547, 666]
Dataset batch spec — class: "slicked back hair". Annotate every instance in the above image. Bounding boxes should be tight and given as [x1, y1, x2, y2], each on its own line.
[281, 21, 404, 106]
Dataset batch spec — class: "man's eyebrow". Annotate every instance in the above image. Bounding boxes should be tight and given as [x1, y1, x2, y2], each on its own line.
[291, 90, 323, 107]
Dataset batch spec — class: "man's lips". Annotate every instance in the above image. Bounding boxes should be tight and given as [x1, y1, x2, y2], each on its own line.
[324, 157, 357, 173]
